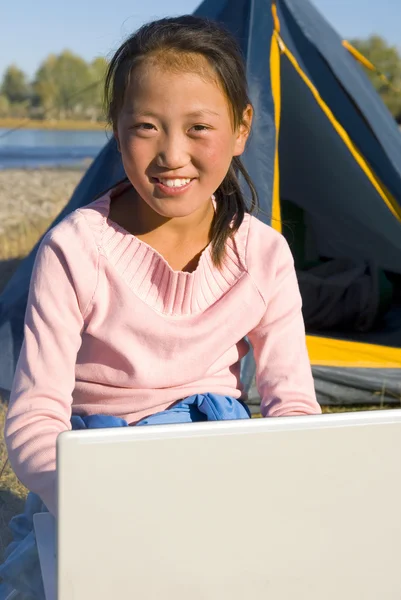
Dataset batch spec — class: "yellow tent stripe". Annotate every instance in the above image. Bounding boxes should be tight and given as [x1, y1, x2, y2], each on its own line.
[272, 30, 401, 371]
[270, 7, 282, 232]
[276, 32, 401, 223]
[271, 1, 281, 33]
[342, 40, 375, 71]
[343, 40, 401, 94]
[307, 335, 401, 369]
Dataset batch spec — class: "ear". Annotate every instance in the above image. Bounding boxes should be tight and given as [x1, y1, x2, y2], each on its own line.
[233, 104, 253, 157]
[114, 129, 121, 153]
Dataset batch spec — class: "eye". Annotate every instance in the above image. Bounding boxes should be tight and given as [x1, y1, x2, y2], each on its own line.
[134, 122, 157, 131]
[190, 124, 210, 132]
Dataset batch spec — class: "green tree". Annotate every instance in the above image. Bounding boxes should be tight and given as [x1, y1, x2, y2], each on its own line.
[85, 56, 109, 120]
[34, 50, 93, 118]
[350, 35, 401, 120]
[1, 65, 30, 104]
[0, 94, 10, 117]
[33, 54, 58, 116]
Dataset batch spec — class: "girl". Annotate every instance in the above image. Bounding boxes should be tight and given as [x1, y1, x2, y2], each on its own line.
[5, 15, 321, 520]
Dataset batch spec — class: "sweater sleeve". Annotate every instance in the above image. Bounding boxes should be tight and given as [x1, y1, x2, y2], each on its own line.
[247, 235, 321, 417]
[5, 213, 98, 516]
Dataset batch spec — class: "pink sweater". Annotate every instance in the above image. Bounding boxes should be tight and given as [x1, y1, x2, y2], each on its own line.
[5, 188, 320, 515]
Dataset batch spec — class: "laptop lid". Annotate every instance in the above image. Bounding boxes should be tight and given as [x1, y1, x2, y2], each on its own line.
[56, 410, 401, 600]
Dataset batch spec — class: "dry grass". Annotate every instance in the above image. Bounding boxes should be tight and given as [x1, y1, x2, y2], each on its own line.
[321, 404, 397, 413]
[0, 169, 83, 249]
[0, 400, 28, 563]
[0, 214, 53, 296]
[0, 217, 52, 266]
[0, 168, 84, 294]
[0, 118, 110, 131]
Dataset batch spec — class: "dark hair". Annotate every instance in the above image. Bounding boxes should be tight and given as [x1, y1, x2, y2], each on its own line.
[104, 15, 258, 266]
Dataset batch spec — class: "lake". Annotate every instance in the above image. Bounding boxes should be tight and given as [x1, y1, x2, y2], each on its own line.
[0, 128, 110, 170]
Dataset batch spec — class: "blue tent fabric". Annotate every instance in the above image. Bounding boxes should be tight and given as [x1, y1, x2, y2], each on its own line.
[196, 0, 276, 225]
[277, 0, 401, 204]
[0, 393, 250, 599]
[195, 0, 251, 56]
[276, 1, 401, 273]
[281, 0, 401, 183]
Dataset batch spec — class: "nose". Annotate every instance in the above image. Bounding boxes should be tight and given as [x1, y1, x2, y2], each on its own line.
[156, 131, 189, 170]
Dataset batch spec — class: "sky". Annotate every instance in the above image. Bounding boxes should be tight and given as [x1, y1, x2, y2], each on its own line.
[1, 0, 400, 81]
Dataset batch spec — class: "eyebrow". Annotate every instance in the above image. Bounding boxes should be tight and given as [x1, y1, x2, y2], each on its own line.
[130, 109, 221, 119]
[185, 109, 221, 118]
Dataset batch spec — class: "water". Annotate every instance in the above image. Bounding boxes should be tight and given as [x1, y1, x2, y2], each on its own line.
[0, 128, 110, 169]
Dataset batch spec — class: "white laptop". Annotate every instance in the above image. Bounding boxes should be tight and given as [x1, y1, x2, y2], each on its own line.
[34, 409, 401, 600]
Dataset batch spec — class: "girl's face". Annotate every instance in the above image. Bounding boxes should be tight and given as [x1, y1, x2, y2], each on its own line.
[114, 60, 252, 220]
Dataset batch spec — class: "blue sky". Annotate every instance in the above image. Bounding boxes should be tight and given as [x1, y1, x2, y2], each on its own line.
[1, 0, 400, 80]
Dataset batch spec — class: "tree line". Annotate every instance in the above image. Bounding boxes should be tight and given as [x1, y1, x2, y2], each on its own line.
[350, 36, 401, 121]
[0, 51, 108, 122]
[0, 35, 401, 123]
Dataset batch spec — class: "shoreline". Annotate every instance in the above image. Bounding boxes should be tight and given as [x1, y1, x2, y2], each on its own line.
[0, 161, 93, 172]
[0, 118, 111, 132]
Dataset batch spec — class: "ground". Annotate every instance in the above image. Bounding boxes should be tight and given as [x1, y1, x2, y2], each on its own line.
[0, 400, 28, 562]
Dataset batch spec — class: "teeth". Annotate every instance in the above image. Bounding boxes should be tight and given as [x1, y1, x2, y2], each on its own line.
[159, 178, 191, 188]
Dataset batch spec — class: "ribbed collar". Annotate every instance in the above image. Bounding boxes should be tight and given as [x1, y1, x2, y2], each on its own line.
[81, 187, 249, 316]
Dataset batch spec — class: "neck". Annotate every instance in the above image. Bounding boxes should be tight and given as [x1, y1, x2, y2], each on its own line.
[132, 190, 215, 244]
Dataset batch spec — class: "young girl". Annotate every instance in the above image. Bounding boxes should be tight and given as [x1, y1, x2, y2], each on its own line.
[5, 15, 320, 520]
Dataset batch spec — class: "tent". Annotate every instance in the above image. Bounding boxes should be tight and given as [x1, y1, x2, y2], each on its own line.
[1, 0, 401, 406]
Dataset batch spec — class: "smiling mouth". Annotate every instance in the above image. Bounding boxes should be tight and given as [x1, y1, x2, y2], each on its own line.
[152, 177, 194, 189]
